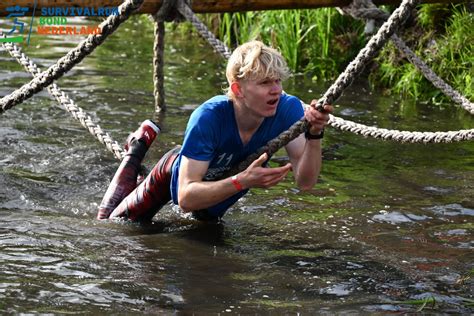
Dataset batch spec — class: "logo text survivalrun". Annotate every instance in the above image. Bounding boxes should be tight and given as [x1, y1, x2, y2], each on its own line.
[40, 7, 119, 17]
[37, 6, 118, 36]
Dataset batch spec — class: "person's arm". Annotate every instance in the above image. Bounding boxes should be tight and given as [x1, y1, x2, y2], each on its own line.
[178, 153, 291, 212]
[286, 134, 322, 190]
[286, 101, 332, 191]
[178, 157, 238, 212]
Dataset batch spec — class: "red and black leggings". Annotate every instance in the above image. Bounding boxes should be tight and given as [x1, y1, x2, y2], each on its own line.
[98, 146, 180, 222]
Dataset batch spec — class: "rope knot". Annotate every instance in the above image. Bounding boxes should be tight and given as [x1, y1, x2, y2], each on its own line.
[155, 0, 191, 22]
[340, 0, 390, 21]
[338, 0, 390, 34]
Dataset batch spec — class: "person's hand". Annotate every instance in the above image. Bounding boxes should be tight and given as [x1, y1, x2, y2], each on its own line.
[239, 153, 291, 189]
[305, 100, 333, 135]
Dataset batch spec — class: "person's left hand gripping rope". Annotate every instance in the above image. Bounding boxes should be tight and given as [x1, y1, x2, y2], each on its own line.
[304, 99, 333, 136]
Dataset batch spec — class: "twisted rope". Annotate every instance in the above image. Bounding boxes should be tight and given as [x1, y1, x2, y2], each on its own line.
[0, 0, 145, 113]
[151, 0, 193, 113]
[390, 34, 474, 115]
[152, 17, 166, 112]
[1, 38, 126, 160]
[328, 115, 474, 143]
[340, 0, 474, 115]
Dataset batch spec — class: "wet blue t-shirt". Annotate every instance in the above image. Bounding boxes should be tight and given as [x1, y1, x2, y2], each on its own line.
[170, 93, 304, 218]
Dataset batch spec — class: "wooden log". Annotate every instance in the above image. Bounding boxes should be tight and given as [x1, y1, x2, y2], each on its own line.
[0, 0, 460, 16]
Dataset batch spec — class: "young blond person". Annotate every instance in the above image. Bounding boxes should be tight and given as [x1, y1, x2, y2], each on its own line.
[97, 40, 332, 222]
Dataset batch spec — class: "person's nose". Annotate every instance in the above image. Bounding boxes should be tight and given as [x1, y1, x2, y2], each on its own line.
[270, 81, 282, 94]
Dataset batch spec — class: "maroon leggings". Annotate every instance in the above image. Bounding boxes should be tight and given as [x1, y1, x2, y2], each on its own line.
[101, 146, 180, 222]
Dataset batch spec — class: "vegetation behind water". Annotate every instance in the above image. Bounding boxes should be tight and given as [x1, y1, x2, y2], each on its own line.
[201, 8, 366, 79]
[172, 3, 472, 104]
[372, 3, 473, 103]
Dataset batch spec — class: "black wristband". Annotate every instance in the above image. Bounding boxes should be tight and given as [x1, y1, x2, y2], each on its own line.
[305, 129, 324, 140]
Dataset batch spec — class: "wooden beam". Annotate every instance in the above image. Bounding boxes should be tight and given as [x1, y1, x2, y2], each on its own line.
[0, 0, 460, 16]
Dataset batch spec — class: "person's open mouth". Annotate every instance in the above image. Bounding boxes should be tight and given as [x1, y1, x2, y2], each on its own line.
[267, 98, 279, 106]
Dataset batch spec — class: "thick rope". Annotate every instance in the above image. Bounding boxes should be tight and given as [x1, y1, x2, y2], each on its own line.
[1, 38, 125, 160]
[314, 0, 416, 108]
[152, 17, 166, 112]
[0, 0, 145, 114]
[340, 0, 474, 115]
[390, 34, 474, 115]
[151, 0, 193, 113]
[328, 115, 474, 142]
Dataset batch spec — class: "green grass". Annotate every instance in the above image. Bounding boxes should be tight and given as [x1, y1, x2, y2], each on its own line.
[393, 296, 437, 312]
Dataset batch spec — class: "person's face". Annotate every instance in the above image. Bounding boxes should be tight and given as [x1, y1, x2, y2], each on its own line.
[237, 77, 283, 117]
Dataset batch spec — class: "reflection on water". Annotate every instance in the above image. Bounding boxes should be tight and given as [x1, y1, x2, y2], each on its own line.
[1, 16, 473, 314]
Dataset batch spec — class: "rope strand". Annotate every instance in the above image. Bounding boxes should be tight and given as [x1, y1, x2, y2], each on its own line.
[177, 0, 232, 59]
[152, 17, 166, 113]
[391, 35, 474, 114]
[329, 115, 474, 143]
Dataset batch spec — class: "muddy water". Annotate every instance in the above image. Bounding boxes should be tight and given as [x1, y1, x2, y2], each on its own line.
[1, 17, 473, 314]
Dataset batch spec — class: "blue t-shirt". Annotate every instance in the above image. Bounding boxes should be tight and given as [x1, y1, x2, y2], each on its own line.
[170, 93, 304, 218]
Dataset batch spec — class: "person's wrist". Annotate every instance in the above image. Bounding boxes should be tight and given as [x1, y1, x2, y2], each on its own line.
[231, 175, 243, 191]
[305, 128, 324, 140]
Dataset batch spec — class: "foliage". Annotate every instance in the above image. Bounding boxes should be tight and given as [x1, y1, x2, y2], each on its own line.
[371, 4, 473, 103]
[159, 4, 471, 101]
[205, 9, 365, 80]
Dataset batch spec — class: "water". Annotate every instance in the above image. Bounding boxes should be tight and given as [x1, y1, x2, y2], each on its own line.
[1, 17, 473, 314]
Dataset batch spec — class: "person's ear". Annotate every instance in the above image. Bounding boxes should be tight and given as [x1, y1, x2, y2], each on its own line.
[230, 82, 242, 98]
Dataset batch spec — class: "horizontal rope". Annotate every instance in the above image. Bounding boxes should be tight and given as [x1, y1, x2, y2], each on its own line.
[329, 114, 474, 143]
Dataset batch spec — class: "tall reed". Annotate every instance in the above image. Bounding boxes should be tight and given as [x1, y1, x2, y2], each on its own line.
[215, 9, 365, 79]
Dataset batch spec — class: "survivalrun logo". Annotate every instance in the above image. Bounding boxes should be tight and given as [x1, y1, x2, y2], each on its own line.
[0, 1, 118, 45]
